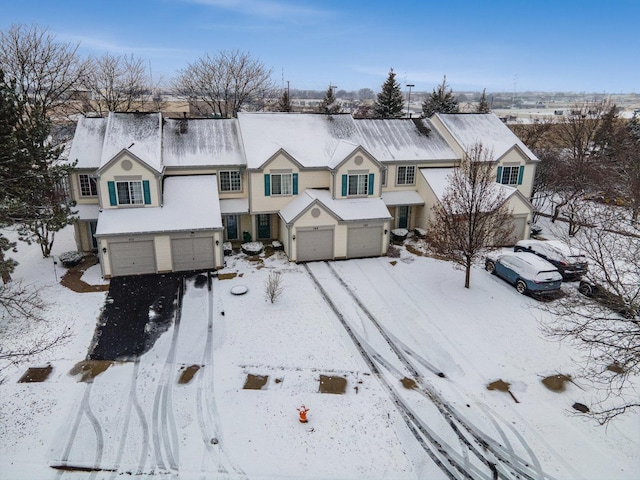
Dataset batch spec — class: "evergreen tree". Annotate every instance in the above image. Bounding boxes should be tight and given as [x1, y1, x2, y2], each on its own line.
[374, 68, 405, 118]
[317, 85, 342, 114]
[0, 69, 21, 282]
[422, 75, 460, 117]
[277, 89, 292, 112]
[477, 88, 490, 113]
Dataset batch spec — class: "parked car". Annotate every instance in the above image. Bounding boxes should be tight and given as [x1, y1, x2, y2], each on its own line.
[514, 239, 588, 280]
[578, 279, 637, 319]
[485, 251, 563, 296]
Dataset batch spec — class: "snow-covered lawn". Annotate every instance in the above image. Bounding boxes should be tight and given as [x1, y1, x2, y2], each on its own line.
[1, 226, 638, 479]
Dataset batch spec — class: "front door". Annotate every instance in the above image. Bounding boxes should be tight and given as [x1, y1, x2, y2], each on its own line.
[398, 206, 409, 229]
[89, 221, 98, 250]
[225, 215, 238, 240]
[257, 214, 271, 239]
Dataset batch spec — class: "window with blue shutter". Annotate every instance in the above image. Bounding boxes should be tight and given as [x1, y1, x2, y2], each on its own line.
[517, 166, 524, 185]
[368, 173, 374, 195]
[292, 173, 298, 195]
[341, 175, 347, 196]
[107, 181, 117, 206]
[264, 174, 270, 196]
[143, 180, 151, 204]
[496, 166, 503, 183]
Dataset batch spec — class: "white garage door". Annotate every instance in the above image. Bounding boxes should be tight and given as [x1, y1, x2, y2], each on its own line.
[109, 240, 156, 277]
[296, 228, 334, 262]
[507, 217, 528, 245]
[172, 237, 215, 272]
[347, 225, 383, 258]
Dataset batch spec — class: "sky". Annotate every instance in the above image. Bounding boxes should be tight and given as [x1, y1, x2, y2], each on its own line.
[1, 0, 638, 94]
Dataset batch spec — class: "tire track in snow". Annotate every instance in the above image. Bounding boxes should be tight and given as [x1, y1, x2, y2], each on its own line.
[195, 273, 246, 478]
[53, 381, 104, 475]
[310, 261, 555, 480]
[341, 260, 553, 479]
[151, 277, 184, 472]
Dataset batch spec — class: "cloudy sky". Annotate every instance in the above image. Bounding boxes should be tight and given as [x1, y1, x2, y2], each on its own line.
[2, 0, 638, 93]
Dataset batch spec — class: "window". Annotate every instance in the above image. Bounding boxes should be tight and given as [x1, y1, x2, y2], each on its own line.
[498, 165, 524, 185]
[219, 170, 241, 192]
[116, 181, 143, 205]
[271, 173, 292, 195]
[348, 174, 369, 196]
[79, 174, 98, 197]
[396, 165, 416, 185]
[381, 169, 387, 186]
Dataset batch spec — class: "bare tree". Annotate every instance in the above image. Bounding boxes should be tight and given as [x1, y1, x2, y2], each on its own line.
[0, 281, 71, 381]
[172, 49, 275, 118]
[545, 100, 614, 232]
[82, 53, 151, 115]
[264, 270, 283, 303]
[0, 24, 89, 120]
[428, 143, 514, 288]
[541, 203, 639, 423]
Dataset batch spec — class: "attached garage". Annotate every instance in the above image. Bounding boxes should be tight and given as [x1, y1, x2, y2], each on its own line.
[296, 228, 334, 262]
[108, 239, 156, 276]
[171, 237, 215, 272]
[506, 216, 528, 245]
[347, 224, 383, 258]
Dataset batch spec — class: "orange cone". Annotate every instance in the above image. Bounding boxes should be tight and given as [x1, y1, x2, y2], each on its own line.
[297, 405, 309, 423]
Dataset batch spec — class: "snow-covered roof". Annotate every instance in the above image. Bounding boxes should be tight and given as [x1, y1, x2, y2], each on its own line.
[162, 118, 245, 168]
[74, 203, 100, 220]
[95, 175, 222, 236]
[100, 112, 163, 172]
[434, 113, 537, 161]
[354, 118, 458, 162]
[67, 116, 107, 169]
[420, 167, 518, 203]
[220, 198, 249, 214]
[237, 113, 363, 169]
[280, 189, 392, 224]
[381, 190, 425, 206]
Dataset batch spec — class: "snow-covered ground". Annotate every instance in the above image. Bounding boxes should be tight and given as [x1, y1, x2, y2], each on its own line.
[1, 224, 639, 479]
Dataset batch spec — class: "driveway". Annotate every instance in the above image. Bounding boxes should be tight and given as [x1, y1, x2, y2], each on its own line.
[88, 273, 186, 361]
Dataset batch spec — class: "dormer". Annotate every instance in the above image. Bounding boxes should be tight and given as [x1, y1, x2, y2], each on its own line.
[329, 144, 383, 199]
[96, 149, 163, 209]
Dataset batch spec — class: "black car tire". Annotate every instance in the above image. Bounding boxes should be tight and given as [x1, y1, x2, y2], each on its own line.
[579, 282, 594, 297]
[486, 261, 496, 274]
[514, 247, 525, 252]
[516, 280, 527, 295]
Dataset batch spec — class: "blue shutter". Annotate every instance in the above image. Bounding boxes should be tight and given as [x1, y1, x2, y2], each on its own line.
[341, 175, 347, 196]
[292, 173, 298, 195]
[107, 181, 117, 206]
[143, 180, 151, 204]
[496, 166, 503, 184]
[264, 174, 270, 196]
[368, 173, 374, 195]
[517, 166, 524, 185]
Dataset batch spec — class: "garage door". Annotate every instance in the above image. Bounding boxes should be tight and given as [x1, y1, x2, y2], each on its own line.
[347, 225, 383, 258]
[506, 217, 528, 245]
[109, 240, 156, 276]
[296, 228, 334, 262]
[172, 237, 215, 272]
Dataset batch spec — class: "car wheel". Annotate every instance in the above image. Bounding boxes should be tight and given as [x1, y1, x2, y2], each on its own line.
[514, 247, 525, 252]
[578, 282, 593, 297]
[486, 261, 496, 274]
[516, 280, 527, 295]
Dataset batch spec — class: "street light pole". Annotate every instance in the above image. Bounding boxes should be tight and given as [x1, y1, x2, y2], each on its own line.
[406, 84, 414, 118]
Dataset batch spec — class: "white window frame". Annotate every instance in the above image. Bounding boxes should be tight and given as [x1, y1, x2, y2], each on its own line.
[116, 180, 143, 205]
[347, 173, 368, 196]
[271, 173, 292, 196]
[396, 165, 416, 185]
[219, 170, 242, 192]
[79, 174, 98, 197]
[500, 166, 520, 185]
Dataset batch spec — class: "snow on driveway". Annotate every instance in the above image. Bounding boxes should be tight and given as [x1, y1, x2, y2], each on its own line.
[1, 227, 639, 479]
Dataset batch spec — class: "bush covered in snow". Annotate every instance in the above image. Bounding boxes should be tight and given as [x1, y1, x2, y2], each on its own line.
[57, 251, 84, 268]
[241, 242, 264, 256]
